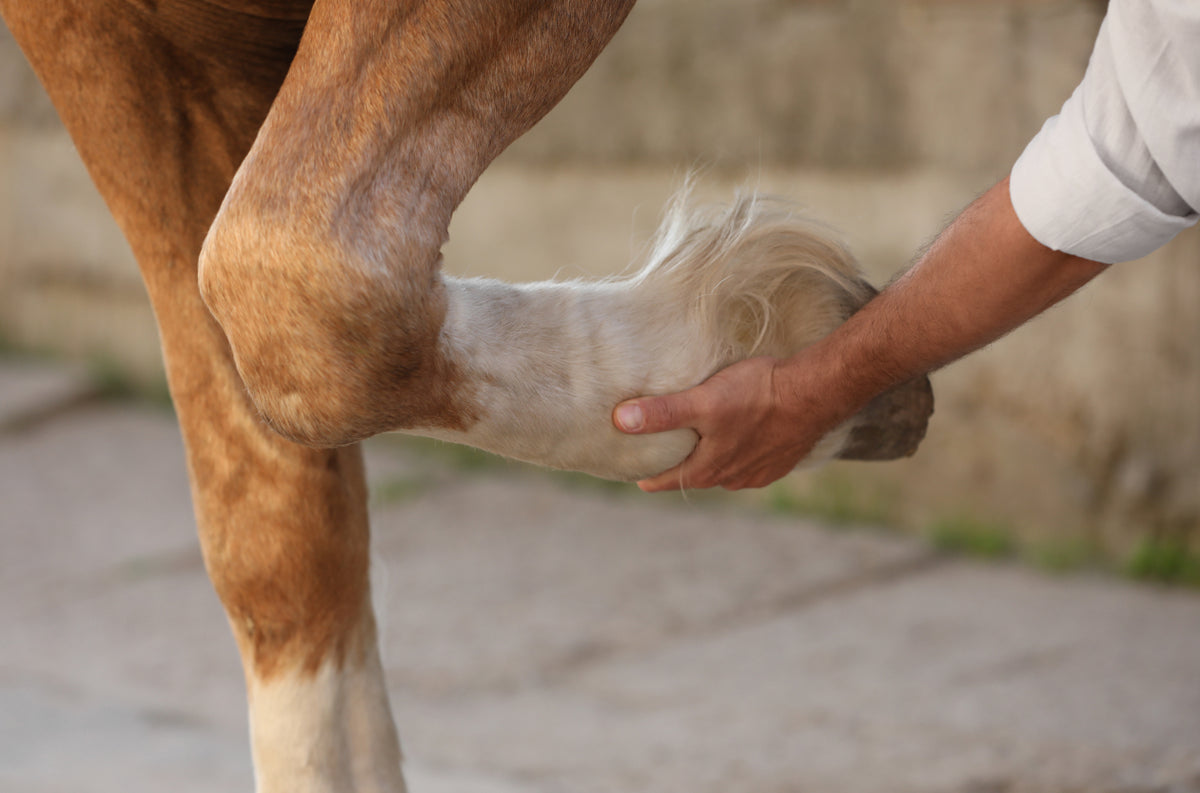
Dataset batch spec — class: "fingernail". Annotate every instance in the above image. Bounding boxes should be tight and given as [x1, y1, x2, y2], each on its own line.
[615, 403, 644, 432]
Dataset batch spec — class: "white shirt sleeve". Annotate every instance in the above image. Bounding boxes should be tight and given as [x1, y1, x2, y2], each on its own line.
[1009, 0, 1200, 264]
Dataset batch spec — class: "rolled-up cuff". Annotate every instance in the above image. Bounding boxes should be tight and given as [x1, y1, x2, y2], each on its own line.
[1010, 103, 1198, 264]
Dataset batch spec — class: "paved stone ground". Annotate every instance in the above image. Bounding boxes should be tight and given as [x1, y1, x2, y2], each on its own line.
[1, 357, 1198, 793]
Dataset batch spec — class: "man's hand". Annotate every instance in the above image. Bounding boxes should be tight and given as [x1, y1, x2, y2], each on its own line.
[612, 355, 841, 492]
[612, 178, 1108, 494]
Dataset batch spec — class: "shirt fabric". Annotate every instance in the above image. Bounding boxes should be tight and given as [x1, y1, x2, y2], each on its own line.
[1009, 0, 1200, 264]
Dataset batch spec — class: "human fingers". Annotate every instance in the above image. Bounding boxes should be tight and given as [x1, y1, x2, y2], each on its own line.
[635, 462, 688, 493]
[612, 390, 700, 435]
[638, 415, 807, 493]
[636, 445, 726, 492]
[636, 422, 744, 493]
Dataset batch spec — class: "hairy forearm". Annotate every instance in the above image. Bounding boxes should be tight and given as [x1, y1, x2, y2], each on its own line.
[777, 177, 1109, 426]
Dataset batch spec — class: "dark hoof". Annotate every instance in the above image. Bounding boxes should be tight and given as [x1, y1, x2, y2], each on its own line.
[836, 375, 934, 461]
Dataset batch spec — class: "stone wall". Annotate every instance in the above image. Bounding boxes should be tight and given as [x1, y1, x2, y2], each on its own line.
[1, 0, 1196, 553]
[510, 0, 1107, 175]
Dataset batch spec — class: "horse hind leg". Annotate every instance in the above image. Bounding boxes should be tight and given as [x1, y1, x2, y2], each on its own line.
[1, 3, 407, 790]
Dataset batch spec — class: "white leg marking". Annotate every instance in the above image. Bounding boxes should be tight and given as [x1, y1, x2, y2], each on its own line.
[248, 650, 406, 793]
[417, 190, 871, 480]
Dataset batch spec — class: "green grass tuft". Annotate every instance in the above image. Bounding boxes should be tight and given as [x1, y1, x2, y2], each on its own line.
[1124, 539, 1200, 587]
[0, 329, 17, 356]
[370, 476, 427, 507]
[927, 514, 1017, 559]
[765, 473, 895, 528]
[1027, 539, 1098, 574]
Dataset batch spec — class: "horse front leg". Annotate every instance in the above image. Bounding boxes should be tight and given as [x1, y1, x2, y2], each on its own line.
[169, 300, 406, 793]
[199, 0, 929, 481]
[198, 0, 639, 449]
[0, 2, 407, 790]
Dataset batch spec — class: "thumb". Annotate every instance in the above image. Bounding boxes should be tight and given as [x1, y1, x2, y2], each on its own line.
[613, 392, 697, 435]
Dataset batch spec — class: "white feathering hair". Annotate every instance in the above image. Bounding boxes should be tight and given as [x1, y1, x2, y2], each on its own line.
[624, 181, 876, 373]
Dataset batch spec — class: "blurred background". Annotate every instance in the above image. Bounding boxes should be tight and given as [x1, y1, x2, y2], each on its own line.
[1, 0, 1197, 571]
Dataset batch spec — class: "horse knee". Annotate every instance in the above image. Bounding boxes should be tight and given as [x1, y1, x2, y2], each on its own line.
[198, 215, 453, 447]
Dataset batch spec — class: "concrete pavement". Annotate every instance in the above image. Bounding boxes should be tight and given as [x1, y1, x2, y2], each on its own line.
[1, 357, 1198, 793]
